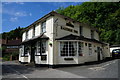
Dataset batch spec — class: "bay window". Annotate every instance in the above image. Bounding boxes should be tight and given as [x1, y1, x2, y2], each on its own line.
[78, 42, 84, 56]
[60, 41, 77, 57]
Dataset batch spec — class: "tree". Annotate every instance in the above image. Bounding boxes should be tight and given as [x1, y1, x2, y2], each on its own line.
[56, 2, 120, 45]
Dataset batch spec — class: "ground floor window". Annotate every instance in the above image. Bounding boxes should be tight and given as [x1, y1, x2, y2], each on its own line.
[24, 45, 30, 56]
[20, 46, 24, 56]
[60, 41, 77, 56]
[78, 42, 84, 56]
[36, 40, 46, 55]
[88, 43, 92, 55]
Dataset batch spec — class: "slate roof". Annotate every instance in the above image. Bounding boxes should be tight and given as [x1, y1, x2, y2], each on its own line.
[23, 11, 99, 33]
[22, 33, 49, 44]
[56, 34, 104, 44]
[6, 39, 21, 46]
[0, 39, 21, 46]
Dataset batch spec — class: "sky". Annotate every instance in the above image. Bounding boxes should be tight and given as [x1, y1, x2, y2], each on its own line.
[1, 2, 82, 33]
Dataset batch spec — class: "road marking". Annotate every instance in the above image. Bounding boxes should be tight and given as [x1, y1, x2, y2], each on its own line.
[5, 65, 29, 80]
[101, 60, 116, 68]
[89, 60, 117, 71]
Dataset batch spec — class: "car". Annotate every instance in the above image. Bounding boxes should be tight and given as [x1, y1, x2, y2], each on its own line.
[112, 49, 120, 59]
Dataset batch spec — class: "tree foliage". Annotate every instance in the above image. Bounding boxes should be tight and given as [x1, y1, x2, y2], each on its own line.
[1, 26, 24, 40]
[56, 2, 120, 45]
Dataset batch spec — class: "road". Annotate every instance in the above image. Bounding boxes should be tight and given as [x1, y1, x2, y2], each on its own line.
[1, 59, 119, 80]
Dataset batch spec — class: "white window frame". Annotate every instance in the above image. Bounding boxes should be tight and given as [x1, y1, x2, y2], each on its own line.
[32, 25, 35, 38]
[78, 42, 84, 56]
[41, 21, 46, 33]
[88, 43, 92, 55]
[36, 40, 47, 56]
[59, 41, 84, 57]
[26, 31, 28, 40]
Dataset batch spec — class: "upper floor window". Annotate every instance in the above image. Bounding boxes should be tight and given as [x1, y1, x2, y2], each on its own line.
[26, 31, 28, 39]
[41, 21, 46, 33]
[91, 30, 94, 39]
[33, 26, 35, 37]
[79, 26, 83, 36]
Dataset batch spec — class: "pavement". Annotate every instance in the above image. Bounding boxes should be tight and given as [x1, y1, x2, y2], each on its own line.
[1, 59, 120, 80]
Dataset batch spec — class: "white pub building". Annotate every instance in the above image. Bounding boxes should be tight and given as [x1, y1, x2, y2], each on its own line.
[19, 11, 110, 67]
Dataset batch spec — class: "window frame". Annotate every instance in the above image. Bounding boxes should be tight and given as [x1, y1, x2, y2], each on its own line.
[33, 25, 35, 37]
[59, 41, 84, 57]
[41, 21, 46, 33]
[91, 30, 94, 39]
[88, 43, 92, 55]
[78, 42, 84, 56]
[79, 26, 83, 36]
[26, 31, 28, 40]
[36, 40, 47, 56]
[66, 22, 74, 28]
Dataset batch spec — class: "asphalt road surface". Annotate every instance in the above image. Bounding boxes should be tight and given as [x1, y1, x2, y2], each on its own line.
[1, 59, 119, 80]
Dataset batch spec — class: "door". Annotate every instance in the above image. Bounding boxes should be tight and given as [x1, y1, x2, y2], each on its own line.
[97, 47, 101, 61]
[31, 44, 36, 63]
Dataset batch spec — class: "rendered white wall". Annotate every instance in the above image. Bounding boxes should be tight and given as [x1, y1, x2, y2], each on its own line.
[45, 17, 54, 39]
[53, 16, 79, 39]
[94, 31, 99, 40]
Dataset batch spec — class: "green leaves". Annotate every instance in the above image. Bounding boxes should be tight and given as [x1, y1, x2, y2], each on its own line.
[2, 26, 24, 40]
[56, 2, 120, 45]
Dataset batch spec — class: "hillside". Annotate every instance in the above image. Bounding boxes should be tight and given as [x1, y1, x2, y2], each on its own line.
[1, 26, 24, 40]
[56, 2, 120, 45]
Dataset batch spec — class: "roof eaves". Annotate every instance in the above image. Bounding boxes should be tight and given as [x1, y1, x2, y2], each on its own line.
[23, 11, 55, 32]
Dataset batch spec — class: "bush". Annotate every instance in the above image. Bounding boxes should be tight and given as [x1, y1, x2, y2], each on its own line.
[2, 51, 19, 61]
[2, 53, 11, 61]
[12, 51, 19, 60]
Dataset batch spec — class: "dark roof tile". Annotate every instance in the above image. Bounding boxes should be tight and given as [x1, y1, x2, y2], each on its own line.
[56, 34, 104, 44]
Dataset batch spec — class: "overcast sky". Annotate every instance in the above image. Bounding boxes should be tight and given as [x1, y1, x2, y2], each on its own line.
[1, 2, 82, 33]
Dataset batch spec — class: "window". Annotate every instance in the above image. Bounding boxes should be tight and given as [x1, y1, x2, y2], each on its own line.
[41, 41, 46, 53]
[91, 30, 94, 39]
[85, 43, 87, 46]
[24, 45, 30, 56]
[26, 31, 28, 39]
[33, 26, 35, 37]
[41, 21, 46, 33]
[79, 26, 83, 36]
[78, 42, 84, 56]
[88, 43, 92, 55]
[20, 47, 24, 56]
[60, 42, 77, 56]
[37, 40, 46, 55]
